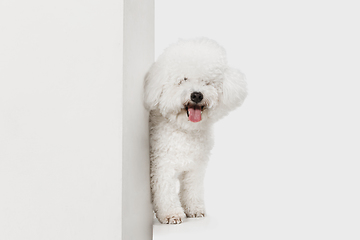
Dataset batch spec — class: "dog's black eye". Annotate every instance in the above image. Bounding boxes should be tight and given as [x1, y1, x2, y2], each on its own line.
[184, 77, 187, 81]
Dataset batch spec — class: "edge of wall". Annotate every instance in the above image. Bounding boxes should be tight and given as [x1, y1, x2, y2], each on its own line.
[122, 0, 154, 239]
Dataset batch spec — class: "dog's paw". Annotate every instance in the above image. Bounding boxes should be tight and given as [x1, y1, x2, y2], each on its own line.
[184, 206, 206, 218]
[157, 212, 186, 224]
[185, 211, 205, 218]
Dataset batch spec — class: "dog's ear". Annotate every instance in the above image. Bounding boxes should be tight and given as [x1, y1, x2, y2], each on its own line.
[221, 67, 248, 111]
[143, 62, 165, 111]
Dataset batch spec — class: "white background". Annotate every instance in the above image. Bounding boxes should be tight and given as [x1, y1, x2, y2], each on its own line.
[154, 0, 360, 239]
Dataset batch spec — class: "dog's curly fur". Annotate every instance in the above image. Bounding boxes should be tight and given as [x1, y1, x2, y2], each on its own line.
[144, 38, 247, 224]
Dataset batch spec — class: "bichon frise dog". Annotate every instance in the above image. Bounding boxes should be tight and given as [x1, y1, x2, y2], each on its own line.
[144, 38, 247, 224]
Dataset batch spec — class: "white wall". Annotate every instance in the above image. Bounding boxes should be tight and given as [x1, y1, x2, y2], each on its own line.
[155, 0, 360, 239]
[0, 1, 153, 239]
[122, 0, 154, 239]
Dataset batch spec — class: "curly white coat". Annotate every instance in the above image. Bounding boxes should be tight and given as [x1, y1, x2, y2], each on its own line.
[144, 38, 247, 224]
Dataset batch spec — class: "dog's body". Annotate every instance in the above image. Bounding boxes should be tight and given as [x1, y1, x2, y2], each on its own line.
[144, 38, 247, 224]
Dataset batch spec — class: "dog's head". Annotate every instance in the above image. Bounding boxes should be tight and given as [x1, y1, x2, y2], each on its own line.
[144, 38, 247, 130]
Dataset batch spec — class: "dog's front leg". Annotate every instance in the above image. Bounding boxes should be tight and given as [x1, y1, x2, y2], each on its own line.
[179, 165, 206, 218]
[151, 166, 185, 224]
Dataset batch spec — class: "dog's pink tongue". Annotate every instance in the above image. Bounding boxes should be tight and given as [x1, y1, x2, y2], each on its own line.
[188, 106, 201, 122]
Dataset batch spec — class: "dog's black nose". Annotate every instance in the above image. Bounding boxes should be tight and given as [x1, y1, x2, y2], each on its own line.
[190, 92, 203, 103]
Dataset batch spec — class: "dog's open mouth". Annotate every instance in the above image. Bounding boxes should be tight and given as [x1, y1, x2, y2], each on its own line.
[185, 104, 205, 123]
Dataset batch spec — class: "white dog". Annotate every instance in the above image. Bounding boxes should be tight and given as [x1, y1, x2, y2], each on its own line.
[144, 38, 247, 224]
